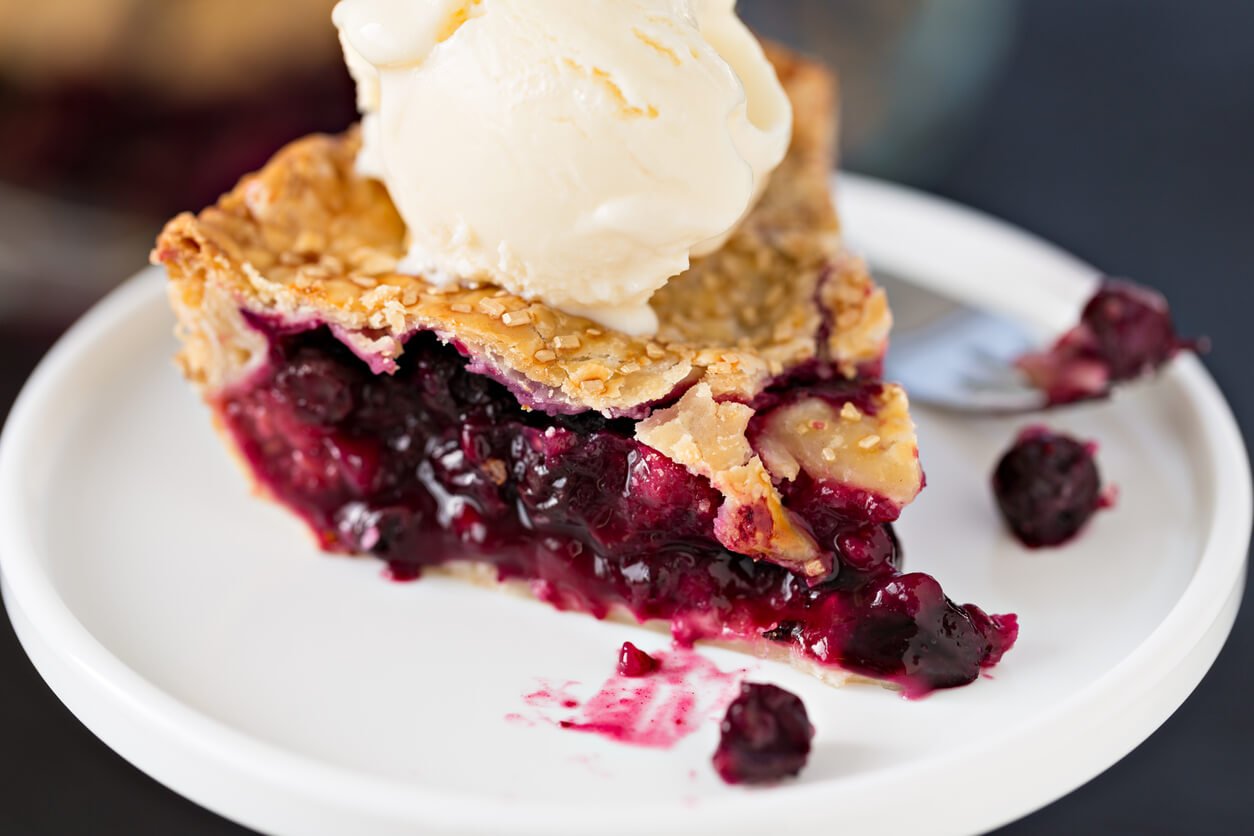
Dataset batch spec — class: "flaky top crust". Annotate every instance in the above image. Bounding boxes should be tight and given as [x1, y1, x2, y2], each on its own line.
[153, 46, 891, 417]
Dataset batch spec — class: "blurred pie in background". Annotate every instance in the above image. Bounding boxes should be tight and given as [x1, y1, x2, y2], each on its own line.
[0, 0, 353, 215]
[0, 0, 355, 323]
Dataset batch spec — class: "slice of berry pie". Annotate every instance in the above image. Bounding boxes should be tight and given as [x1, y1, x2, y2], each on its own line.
[153, 45, 1016, 697]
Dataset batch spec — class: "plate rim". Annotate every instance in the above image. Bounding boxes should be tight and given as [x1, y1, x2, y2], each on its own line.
[1, 174, 1249, 836]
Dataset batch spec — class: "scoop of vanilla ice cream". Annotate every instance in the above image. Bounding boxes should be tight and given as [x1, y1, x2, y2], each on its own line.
[332, 0, 792, 336]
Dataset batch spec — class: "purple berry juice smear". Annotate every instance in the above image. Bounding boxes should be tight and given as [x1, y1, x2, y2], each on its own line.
[522, 646, 745, 749]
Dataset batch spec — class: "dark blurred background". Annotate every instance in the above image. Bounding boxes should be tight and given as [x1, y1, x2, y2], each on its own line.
[1, 0, 1250, 833]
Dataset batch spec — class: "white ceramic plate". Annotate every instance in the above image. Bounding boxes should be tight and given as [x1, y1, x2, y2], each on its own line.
[1, 177, 1249, 836]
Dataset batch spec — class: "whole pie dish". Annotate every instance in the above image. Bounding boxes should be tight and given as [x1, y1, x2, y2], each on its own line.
[153, 45, 1017, 697]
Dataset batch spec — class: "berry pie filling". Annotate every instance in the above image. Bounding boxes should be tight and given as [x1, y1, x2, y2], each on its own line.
[217, 317, 1018, 697]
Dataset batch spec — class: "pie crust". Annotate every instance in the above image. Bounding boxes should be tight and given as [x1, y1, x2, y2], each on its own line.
[153, 45, 921, 582]
[148, 45, 1015, 694]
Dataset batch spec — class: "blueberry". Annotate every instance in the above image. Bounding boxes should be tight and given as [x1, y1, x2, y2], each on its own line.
[1082, 280, 1182, 381]
[712, 683, 814, 785]
[275, 348, 356, 425]
[993, 427, 1103, 547]
[839, 573, 1003, 693]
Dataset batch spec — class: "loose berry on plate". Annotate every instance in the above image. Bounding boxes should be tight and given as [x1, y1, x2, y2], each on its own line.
[712, 683, 814, 785]
[617, 642, 660, 677]
[993, 427, 1106, 547]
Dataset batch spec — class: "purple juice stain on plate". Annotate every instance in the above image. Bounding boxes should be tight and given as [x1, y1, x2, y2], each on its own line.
[519, 645, 746, 750]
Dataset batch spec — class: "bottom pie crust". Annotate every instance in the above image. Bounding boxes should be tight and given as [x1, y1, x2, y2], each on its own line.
[428, 560, 866, 689]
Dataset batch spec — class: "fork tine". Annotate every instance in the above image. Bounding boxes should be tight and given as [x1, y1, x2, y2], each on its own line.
[878, 271, 1048, 414]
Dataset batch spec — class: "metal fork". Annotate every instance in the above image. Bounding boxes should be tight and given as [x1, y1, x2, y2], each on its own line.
[878, 272, 1051, 414]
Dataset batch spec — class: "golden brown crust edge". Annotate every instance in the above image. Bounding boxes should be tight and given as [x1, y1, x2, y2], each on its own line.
[153, 45, 890, 417]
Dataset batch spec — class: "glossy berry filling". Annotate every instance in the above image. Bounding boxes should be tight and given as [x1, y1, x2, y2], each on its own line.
[1017, 278, 1202, 406]
[217, 320, 1017, 696]
[993, 426, 1107, 547]
[617, 642, 660, 678]
[713, 683, 814, 785]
